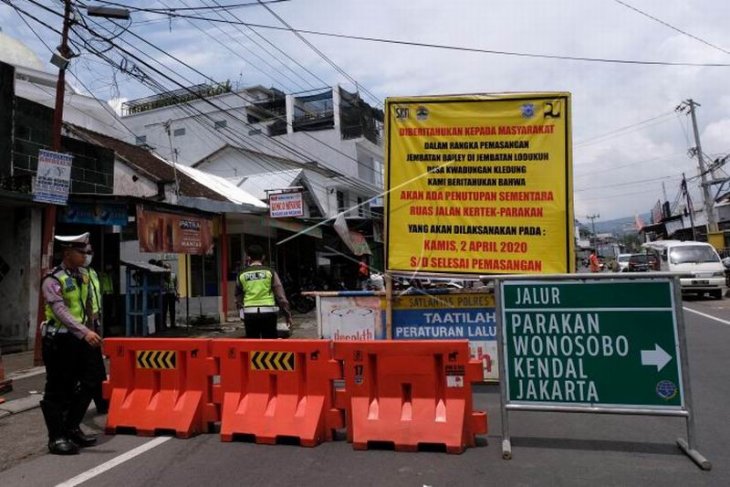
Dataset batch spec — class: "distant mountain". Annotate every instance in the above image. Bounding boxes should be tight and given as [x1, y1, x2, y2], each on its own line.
[582, 214, 651, 236]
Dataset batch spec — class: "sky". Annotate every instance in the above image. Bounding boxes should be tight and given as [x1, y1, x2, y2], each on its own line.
[2, 0, 730, 223]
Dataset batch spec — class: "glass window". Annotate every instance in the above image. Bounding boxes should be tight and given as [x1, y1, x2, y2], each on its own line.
[669, 245, 720, 264]
[173, 127, 186, 137]
[135, 135, 147, 145]
[214, 120, 227, 130]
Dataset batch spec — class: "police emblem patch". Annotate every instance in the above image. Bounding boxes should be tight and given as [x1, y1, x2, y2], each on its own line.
[656, 380, 678, 400]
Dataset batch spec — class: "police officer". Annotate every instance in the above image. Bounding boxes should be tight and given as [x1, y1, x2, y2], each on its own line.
[40, 233, 102, 455]
[235, 244, 292, 338]
[161, 262, 178, 329]
[83, 244, 108, 414]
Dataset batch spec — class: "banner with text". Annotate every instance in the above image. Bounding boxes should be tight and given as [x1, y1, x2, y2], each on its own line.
[136, 205, 214, 254]
[385, 93, 574, 275]
[269, 192, 304, 218]
[33, 149, 72, 205]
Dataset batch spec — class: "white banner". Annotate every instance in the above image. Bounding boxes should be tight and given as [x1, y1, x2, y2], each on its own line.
[269, 192, 304, 218]
[33, 149, 72, 205]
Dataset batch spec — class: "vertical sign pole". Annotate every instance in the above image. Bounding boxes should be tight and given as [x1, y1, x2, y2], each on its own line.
[385, 272, 393, 339]
[672, 277, 712, 470]
[495, 279, 512, 459]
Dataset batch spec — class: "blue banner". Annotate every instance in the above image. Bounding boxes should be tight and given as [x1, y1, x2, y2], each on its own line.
[59, 202, 128, 226]
[392, 308, 497, 340]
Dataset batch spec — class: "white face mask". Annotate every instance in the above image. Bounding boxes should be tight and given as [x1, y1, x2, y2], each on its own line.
[84, 253, 93, 267]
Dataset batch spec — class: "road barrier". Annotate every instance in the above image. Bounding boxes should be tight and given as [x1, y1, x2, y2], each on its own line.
[334, 340, 487, 454]
[0, 348, 12, 397]
[211, 339, 343, 446]
[102, 338, 487, 453]
[103, 338, 217, 438]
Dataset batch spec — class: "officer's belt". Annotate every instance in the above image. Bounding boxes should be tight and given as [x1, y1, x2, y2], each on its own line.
[243, 306, 279, 314]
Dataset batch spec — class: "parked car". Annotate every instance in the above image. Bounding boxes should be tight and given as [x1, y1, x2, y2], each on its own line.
[642, 240, 726, 299]
[627, 253, 658, 272]
[616, 253, 632, 272]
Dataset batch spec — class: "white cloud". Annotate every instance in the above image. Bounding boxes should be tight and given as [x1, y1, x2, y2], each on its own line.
[2, 0, 730, 221]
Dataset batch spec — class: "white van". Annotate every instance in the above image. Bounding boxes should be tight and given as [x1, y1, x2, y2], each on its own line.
[642, 240, 726, 299]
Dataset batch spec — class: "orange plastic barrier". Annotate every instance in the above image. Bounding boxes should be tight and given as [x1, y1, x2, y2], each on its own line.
[211, 339, 343, 447]
[334, 340, 487, 454]
[0, 348, 11, 396]
[103, 338, 217, 438]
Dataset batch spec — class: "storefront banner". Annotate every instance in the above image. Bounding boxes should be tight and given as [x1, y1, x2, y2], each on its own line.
[136, 205, 214, 254]
[33, 149, 72, 205]
[269, 192, 304, 218]
[385, 93, 574, 275]
[59, 202, 128, 226]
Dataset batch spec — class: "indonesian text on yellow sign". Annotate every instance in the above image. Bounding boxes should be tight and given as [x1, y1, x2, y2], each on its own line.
[385, 93, 574, 275]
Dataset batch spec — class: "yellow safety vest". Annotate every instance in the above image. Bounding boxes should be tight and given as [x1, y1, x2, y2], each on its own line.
[44, 267, 91, 327]
[88, 267, 102, 315]
[238, 266, 275, 308]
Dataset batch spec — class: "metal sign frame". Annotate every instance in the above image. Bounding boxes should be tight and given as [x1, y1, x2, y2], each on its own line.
[496, 273, 710, 470]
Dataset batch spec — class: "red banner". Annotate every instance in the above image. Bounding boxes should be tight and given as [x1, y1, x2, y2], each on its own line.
[136, 205, 214, 254]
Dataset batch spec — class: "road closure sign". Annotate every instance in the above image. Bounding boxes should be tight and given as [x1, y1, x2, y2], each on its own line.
[385, 93, 573, 275]
[500, 279, 684, 409]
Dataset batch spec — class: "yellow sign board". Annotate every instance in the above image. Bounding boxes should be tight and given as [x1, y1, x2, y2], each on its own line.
[385, 93, 574, 275]
[136, 350, 177, 369]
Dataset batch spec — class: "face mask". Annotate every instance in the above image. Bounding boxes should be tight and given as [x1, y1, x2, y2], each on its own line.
[84, 253, 93, 267]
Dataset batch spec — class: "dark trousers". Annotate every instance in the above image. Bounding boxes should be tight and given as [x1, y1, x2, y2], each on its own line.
[42, 334, 96, 437]
[162, 293, 176, 329]
[244, 312, 278, 339]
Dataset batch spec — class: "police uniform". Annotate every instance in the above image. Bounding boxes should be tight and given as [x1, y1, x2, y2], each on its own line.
[236, 263, 291, 338]
[40, 233, 99, 455]
[85, 256, 109, 414]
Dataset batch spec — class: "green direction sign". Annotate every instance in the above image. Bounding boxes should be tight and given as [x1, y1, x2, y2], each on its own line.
[501, 279, 684, 409]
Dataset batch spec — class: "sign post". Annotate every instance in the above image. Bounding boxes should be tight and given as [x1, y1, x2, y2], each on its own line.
[497, 274, 710, 469]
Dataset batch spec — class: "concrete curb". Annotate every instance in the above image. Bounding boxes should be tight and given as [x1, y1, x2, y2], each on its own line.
[0, 394, 42, 415]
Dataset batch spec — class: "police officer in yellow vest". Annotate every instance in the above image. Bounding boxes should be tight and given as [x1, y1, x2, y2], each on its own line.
[235, 244, 292, 338]
[83, 244, 108, 414]
[40, 233, 102, 455]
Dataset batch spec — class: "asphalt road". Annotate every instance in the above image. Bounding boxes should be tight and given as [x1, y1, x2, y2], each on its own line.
[1, 297, 729, 486]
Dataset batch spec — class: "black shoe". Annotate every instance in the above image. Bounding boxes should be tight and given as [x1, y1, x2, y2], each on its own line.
[67, 428, 97, 447]
[48, 438, 79, 455]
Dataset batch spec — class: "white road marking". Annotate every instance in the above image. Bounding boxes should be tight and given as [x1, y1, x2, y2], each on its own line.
[55, 436, 172, 487]
[683, 306, 730, 326]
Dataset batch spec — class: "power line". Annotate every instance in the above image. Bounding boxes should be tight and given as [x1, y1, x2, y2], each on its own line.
[575, 174, 682, 192]
[573, 111, 675, 147]
[77, 1, 730, 68]
[204, 0, 325, 91]
[613, 0, 730, 56]
[254, 0, 382, 108]
[113, 0, 292, 12]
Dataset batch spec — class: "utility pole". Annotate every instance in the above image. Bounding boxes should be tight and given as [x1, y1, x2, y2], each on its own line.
[34, 0, 73, 364]
[682, 173, 697, 241]
[34, 1, 130, 365]
[586, 213, 600, 250]
[677, 99, 717, 233]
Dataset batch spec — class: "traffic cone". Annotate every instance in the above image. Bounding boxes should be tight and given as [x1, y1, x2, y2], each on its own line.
[0, 348, 13, 397]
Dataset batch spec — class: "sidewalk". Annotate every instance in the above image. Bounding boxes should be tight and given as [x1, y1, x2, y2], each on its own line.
[0, 309, 318, 418]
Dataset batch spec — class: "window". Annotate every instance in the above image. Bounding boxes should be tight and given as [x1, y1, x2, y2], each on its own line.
[373, 158, 384, 188]
[336, 190, 346, 212]
[173, 127, 186, 137]
[214, 120, 227, 130]
[357, 197, 365, 217]
[135, 135, 147, 145]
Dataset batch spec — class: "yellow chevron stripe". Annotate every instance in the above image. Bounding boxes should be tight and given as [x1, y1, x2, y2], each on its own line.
[249, 351, 296, 371]
[135, 350, 177, 369]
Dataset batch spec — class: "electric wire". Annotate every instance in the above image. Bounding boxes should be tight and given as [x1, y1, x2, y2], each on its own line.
[81, 1, 730, 68]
